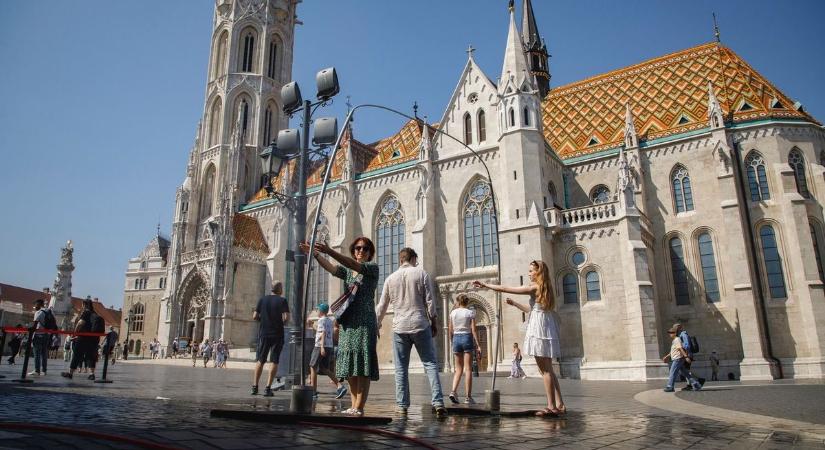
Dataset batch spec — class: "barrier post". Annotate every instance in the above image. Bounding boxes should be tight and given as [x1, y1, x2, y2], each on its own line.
[13, 328, 35, 383]
[0, 330, 6, 379]
[94, 346, 112, 384]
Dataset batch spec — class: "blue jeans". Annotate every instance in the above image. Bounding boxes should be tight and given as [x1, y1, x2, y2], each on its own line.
[392, 329, 444, 408]
[666, 358, 700, 390]
[32, 334, 49, 373]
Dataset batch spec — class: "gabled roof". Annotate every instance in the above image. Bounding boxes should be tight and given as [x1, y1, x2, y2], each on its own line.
[363, 119, 431, 172]
[232, 214, 269, 253]
[542, 42, 818, 159]
[0, 282, 122, 327]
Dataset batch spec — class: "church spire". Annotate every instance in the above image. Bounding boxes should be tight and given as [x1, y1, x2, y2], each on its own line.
[500, 0, 530, 92]
[624, 103, 638, 149]
[521, 0, 550, 97]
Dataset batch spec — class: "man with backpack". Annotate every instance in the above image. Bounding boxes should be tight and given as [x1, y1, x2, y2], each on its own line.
[61, 297, 104, 380]
[29, 299, 57, 376]
[678, 325, 706, 390]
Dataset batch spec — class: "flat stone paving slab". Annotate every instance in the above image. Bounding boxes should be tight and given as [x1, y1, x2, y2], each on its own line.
[0, 360, 823, 449]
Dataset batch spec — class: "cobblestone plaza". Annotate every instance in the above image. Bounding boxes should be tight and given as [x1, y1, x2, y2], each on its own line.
[0, 361, 822, 449]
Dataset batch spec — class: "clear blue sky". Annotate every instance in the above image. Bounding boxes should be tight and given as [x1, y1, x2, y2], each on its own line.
[1, 1, 823, 309]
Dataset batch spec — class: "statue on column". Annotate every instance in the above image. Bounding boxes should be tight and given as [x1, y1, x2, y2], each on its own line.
[49, 240, 76, 328]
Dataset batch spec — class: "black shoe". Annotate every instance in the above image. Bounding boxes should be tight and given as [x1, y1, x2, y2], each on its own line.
[434, 406, 448, 417]
[251, 385, 258, 395]
[88, 374, 95, 381]
[681, 385, 693, 391]
[263, 387, 274, 397]
[60, 372, 72, 379]
[698, 377, 706, 387]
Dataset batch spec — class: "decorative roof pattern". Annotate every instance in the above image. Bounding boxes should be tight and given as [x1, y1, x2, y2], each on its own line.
[542, 43, 818, 159]
[138, 235, 171, 261]
[363, 119, 429, 172]
[232, 214, 269, 252]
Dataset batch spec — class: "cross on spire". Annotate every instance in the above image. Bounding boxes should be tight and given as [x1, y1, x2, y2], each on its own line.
[466, 44, 475, 59]
[413, 101, 419, 119]
[713, 12, 721, 43]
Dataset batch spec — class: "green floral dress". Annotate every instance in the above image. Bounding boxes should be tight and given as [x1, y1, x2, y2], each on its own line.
[334, 262, 380, 381]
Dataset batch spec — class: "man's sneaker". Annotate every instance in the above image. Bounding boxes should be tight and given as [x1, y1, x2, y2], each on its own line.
[263, 387, 274, 397]
[681, 385, 693, 391]
[434, 405, 448, 417]
[60, 372, 72, 379]
[663, 387, 675, 392]
[334, 385, 348, 399]
[270, 380, 286, 391]
[87, 374, 95, 381]
[27, 371, 40, 376]
[250, 385, 258, 395]
[464, 396, 475, 405]
[448, 392, 459, 404]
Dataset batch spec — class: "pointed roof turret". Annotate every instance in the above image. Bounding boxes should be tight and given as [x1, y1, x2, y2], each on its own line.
[707, 81, 724, 129]
[624, 103, 638, 149]
[500, 1, 531, 93]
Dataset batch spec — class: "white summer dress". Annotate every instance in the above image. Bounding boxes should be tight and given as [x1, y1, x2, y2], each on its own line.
[523, 296, 561, 358]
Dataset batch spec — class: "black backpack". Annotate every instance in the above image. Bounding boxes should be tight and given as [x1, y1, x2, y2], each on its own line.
[43, 309, 58, 331]
[91, 312, 106, 334]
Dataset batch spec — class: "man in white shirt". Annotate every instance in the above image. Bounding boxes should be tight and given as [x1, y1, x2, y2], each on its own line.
[376, 248, 446, 415]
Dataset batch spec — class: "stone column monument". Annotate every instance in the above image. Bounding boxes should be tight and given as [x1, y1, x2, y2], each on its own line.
[49, 240, 75, 329]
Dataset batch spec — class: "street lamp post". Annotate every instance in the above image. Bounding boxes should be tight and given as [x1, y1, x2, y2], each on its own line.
[259, 67, 339, 414]
[123, 308, 135, 361]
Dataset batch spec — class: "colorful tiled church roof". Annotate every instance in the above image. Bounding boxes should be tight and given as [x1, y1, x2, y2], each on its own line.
[542, 42, 818, 159]
[232, 214, 269, 252]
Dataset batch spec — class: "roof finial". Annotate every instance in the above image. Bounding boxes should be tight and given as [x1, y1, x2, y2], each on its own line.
[466, 44, 475, 59]
[413, 101, 419, 119]
[157, 222, 161, 237]
[508, 0, 514, 12]
[712, 12, 721, 43]
[345, 95, 352, 114]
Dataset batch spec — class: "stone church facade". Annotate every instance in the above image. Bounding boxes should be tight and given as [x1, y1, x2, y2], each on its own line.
[128, 0, 825, 380]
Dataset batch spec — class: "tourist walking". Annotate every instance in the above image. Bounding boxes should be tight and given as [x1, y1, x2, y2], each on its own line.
[301, 237, 380, 416]
[61, 297, 103, 380]
[509, 343, 527, 379]
[474, 260, 566, 416]
[663, 323, 702, 392]
[6, 326, 23, 365]
[376, 247, 446, 415]
[201, 340, 213, 367]
[171, 338, 179, 358]
[678, 325, 705, 389]
[447, 294, 481, 405]
[252, 282, 290, 396]
[710, 351, 720, 381]
[29, 299, 54, 376]
[191, 341, 200, 367]
[307, 304, 346, 399]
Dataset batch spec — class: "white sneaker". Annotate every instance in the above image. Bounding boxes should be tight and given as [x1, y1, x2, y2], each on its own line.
[270, 380, 286, 391]
[27, 371, 40, 376]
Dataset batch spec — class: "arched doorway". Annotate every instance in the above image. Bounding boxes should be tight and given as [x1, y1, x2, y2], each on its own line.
[179, 272, 210, 344]
[466, 297, 492, 372]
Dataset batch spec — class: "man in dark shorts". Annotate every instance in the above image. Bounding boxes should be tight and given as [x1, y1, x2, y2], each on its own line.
[61, 297, 101, 380]
[252, 281, 290, 396]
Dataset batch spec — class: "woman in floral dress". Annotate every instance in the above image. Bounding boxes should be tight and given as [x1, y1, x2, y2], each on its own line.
[302, 237, 379, 416]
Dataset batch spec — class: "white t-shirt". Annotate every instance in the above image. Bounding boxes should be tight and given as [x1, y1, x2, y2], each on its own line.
[33, 309, 47, 330]
[315, 316, 334, 348]
[450, 308, 475, 334]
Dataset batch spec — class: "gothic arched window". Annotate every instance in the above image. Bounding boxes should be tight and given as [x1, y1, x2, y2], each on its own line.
[585, 271, 601, 301]
[199, 164, 216, 222]
[669, 237, 690, 305]
[590, 185, 611, 204]
[212, 31, 228, 80]
[562, 273, 578, 304]
[547, 181, 557, 207]
[811, 223, 825, 282]
[477, 110, 486, 142]
[463, 113, 472, 145]
[376, 196, 405, 299]
[745, 151, 770, 201]
[266, 38, 278, 79]
[463, 180, 498, 268]
[307, 215, 330, 308]
[239, 29, 256, 73]
[130, 303, 145, 333]
[263, 103, 275, 146]
[697, 232, 720, 302]
[789, 149, 810, 198]
[208, 99, 222, 147]
[671, 165, 694, 213]
[508, 108, 515, 127]
[760, 225, 787, 298]
[522, 107, 530, 126]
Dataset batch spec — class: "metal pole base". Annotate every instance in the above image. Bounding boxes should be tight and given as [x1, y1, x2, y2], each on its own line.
[290, 385, 314, 414]
[94, 379, 113, 384]
[12, 379, 33, 383]
[485, 390, 500, 411]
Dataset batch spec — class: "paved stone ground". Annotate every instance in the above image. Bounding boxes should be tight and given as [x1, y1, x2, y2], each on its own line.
[0, 359, 822, 449]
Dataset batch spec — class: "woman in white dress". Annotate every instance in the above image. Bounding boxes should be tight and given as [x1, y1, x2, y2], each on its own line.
[474, 260, 565, 416]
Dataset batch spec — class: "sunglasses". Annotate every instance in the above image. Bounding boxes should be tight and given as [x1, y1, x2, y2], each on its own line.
[354, 246, 369, 252]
